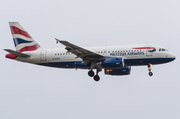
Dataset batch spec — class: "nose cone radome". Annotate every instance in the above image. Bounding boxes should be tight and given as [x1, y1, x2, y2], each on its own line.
[169, 53, 176, 62]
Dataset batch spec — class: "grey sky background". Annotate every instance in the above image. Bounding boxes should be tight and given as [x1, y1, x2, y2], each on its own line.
[0, 0, 180, 119]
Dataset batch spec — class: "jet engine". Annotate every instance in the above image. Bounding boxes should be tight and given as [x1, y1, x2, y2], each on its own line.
[97, 57, 124, 68]
[104, 66, 131, 75]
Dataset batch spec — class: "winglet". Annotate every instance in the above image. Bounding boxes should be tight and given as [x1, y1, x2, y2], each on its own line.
[55, 38, 68, 44]
[55, 38, 60, 44]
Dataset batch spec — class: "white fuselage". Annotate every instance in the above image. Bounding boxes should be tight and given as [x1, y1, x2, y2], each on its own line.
[15, 44, 175, 69]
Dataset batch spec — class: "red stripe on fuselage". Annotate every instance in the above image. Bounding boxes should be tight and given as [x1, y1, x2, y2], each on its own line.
[10, 26, 32, 39]
[17, 44, 40, 52]
[133, 47, 156, 50]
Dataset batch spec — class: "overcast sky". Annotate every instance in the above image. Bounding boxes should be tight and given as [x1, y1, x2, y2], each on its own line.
[0, 0, 180, 119]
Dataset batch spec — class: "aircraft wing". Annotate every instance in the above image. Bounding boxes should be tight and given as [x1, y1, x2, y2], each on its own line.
[55, 39, 105, 62]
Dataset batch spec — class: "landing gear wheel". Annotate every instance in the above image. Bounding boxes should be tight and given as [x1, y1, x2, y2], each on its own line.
[149, 72, 153, 76]
[88, 70, 94, 77]
[94, 75, 100, 81]
[147, 64, 153, 76]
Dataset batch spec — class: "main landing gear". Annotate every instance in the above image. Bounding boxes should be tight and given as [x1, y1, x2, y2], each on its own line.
[88, 70, 94, 77]
[148, 64, 153, 76]
[88, 69, 101, 82]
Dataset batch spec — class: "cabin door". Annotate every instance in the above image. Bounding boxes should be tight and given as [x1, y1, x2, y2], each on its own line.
[146, 45, 152, 56]
[40, 50, 47, 61]
[102, 50, 107, 56]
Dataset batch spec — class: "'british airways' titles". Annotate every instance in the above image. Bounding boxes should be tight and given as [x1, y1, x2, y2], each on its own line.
[110, 51, 144, 56]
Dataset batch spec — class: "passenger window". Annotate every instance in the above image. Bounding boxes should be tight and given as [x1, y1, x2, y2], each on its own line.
[159, 49, 161, 51]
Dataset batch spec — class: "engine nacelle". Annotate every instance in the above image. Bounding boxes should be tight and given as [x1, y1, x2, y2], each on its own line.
[104, 66, 131, 75]
[97, 57, 124, 68]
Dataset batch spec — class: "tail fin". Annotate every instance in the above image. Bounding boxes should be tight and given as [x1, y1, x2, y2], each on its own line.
[9, 22, 41, 52]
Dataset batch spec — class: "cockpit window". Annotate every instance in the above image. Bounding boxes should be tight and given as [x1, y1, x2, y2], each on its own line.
[159, 48, 168, 52]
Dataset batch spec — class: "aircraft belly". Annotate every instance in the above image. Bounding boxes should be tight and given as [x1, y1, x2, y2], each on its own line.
[37, 61, 90, 69]
[125, 58, 175, 66]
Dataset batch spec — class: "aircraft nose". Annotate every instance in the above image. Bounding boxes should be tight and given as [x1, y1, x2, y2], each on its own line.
[172, 55, 176, 61]
[170, 53, 176, 61]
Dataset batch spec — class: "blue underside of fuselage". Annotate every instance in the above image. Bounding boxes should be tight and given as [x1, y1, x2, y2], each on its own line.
[37, 58, 175, 69]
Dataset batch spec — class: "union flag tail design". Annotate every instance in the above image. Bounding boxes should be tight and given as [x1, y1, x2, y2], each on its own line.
[9, 22, 41, 52]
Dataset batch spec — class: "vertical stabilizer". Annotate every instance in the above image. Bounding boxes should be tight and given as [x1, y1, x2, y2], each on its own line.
[9, 22, 41, 52]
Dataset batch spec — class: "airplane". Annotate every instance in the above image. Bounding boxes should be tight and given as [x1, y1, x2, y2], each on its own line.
[4, 22, 176, 81]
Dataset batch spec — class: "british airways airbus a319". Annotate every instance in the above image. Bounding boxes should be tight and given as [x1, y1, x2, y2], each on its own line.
[4, 22, 176, 81]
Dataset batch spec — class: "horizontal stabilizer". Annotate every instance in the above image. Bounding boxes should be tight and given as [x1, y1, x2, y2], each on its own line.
[4, 49, 30, 58]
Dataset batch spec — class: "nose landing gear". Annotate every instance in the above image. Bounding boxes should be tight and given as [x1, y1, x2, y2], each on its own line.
[148, 64, 153, 76]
